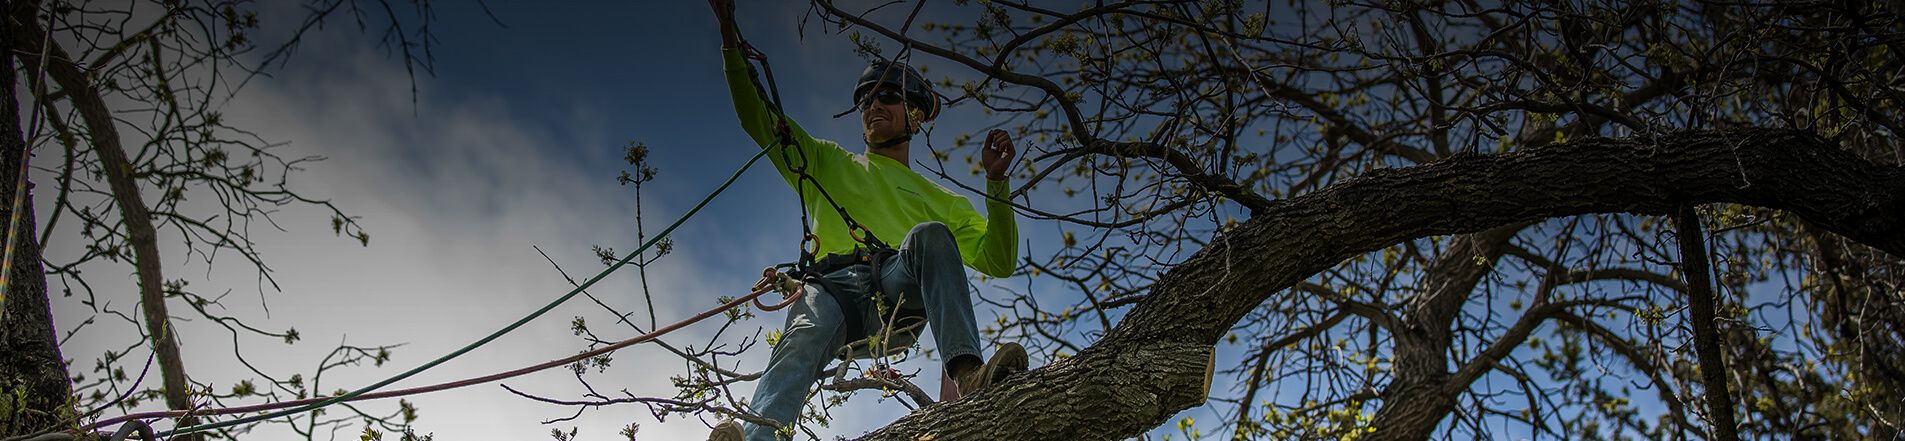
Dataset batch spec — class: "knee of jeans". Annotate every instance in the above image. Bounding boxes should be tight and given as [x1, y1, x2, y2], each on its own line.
[781, 315, 839, 347]
[906, 222, 956, 249]
[782, 296, 842, 345]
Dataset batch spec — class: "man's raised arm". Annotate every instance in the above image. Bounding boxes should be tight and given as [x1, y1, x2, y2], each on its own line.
[709, 0, 820, 153]
[972, 130, 1020, 277]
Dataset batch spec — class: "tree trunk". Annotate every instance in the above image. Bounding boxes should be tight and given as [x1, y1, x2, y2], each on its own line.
[0, 10, 74, 436]
[856, 129, 1904, 440]
[6, 2, 201, 438]
[1366, 225, 1522, 441]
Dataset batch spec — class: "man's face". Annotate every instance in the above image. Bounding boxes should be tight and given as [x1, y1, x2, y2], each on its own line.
[860, 86, 913, 146]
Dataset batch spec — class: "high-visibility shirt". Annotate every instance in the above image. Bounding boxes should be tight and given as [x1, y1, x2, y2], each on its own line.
[721, 48, 1018, 278]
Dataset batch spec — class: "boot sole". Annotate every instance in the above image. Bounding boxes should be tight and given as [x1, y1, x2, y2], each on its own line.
[707, 422, 745, 441]
[984, 342, 1029, 386]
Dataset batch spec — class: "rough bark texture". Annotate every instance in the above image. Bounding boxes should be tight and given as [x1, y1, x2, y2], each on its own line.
[1677, 207, 1741, 441]
[0, 8, 73, 435]
[6, 2, 201, 438]
[1366, 224, 1523, 439]
[871, 342, 1215, 440]
[857, 129, 1903, 440]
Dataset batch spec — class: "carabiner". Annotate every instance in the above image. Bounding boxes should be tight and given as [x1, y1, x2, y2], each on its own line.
[848, 224, 875, 245]
[799, 233, 820, 257]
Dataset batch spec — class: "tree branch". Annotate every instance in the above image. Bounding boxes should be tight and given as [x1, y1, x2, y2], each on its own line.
[1675, 206, 1740, 441]
[7, 3, 201, 439]
[855, 128, 1904, 440]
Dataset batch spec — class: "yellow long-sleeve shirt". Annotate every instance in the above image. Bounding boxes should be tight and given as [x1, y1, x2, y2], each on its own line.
[721, 48, 1018, 278]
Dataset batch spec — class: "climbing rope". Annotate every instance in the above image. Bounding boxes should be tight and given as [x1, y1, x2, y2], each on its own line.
[85, 276, 789, 435]
[76, 146, 776, 438]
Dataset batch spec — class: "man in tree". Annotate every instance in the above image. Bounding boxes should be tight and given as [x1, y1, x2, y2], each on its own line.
[706, 1, 1027, 439]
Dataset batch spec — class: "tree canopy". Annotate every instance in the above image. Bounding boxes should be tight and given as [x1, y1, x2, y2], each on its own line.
[786, 0, 1904, 439]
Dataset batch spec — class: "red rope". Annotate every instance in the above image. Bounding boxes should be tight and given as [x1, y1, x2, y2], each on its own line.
[754, 290, 802, 311]
[751, 266, 805, 311]
[82, 272, 801, 432]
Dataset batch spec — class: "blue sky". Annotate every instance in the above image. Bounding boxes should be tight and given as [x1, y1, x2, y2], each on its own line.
[46, 1, 1127, 440]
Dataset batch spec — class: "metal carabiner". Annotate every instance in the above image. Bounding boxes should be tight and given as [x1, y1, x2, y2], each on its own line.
[848, 224, 875, 246]
[799, 233, 821, 258]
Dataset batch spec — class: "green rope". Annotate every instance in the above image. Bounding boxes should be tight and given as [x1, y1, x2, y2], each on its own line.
[161, 147, 772, 437]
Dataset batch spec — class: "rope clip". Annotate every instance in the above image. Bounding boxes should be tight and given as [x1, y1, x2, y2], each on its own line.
[754, 266, 804, 299]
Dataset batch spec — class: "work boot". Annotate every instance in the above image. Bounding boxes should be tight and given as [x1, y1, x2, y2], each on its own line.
[955, 342, 1028, 396]
[707, 421, 744, 441]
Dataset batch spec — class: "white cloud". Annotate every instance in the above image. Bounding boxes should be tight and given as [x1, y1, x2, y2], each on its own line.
[43, 43, 749, 440]
[219, 50, 762, 440]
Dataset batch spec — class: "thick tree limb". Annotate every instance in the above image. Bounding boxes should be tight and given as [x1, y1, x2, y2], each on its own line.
[1368, 223, 1523, 438]
[856, 128, 1902, 440]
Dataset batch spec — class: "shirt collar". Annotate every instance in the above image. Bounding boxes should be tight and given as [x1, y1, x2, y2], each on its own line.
[865, 151, 907, 168]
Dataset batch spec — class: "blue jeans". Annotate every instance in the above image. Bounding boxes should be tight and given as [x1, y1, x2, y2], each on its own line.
[744, 222, 983, 441]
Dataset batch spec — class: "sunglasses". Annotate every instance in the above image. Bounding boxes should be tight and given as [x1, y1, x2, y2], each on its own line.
[860, 89, 907, 110]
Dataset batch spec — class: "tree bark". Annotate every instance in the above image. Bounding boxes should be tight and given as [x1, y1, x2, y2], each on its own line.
[0, 7, 73, 436]
[1676, 206, 1741, 441]
[6, 2, 201, 438]
[856, 129, 1904, 440]
[1366, 224, 1523, 440]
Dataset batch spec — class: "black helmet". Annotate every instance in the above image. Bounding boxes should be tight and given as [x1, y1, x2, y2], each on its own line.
[853, 60, 939, 121]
